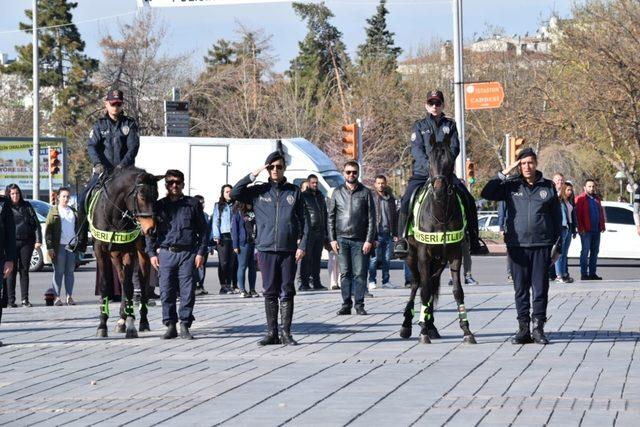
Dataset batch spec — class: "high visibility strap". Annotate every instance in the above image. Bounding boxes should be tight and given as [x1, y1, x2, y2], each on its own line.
[87, 189, 141, 244]
[409, 187, 467, 246]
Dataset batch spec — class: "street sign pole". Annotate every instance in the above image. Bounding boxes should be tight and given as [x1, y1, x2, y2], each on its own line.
[356, 118, 363, 181]
[504, 133, 510, 170]
[452, 0, 466, 180]
[32, 0, 40, 200]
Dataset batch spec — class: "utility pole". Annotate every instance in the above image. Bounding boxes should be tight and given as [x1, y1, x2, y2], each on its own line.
[356, 118, 363, 181]
[32, 0, 40, 200]
[452, 0, 466, 179]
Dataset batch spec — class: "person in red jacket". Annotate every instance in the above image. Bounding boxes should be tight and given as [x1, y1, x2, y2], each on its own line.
[574, 179, 605, 280]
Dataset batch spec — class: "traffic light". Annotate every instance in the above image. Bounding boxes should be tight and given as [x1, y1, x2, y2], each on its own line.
[509, 136, 526, 164]
[49, 148, 61, 175]
[466, 159, 476, 185]
[341, 123, 359, 159]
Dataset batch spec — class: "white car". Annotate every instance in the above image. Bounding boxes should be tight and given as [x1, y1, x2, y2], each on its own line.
[27, 199, 95, 271]
[478, 211, 500, 233]
[567, 201, 640, 259]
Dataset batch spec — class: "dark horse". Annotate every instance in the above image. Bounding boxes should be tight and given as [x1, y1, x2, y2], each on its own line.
[89, 167, 162, 338]
[399, 144, 477, 344]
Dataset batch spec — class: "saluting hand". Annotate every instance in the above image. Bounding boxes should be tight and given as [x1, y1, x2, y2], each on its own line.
[195, 255, 204, 269]
[253, 164, 267, 177]
[501, 159, 521, 176]
[150, 256, 160, 271]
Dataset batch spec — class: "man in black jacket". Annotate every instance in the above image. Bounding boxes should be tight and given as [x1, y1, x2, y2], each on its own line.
[481, 148, 562, 345]
[74, 89, 140, 252]
[394, 90, 483, 258]
[298, 174, 328, 291]
[145, 170, 209, 340]
[232, 151, 307, 346]
[329, 161, 376, 315]
[0, 194, 16, 347]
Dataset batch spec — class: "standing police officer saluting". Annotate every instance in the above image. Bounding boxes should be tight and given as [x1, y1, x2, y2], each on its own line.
[72, 89, 140, 252]
[394, 90, 483, 258]
[481, 148, 562, 345]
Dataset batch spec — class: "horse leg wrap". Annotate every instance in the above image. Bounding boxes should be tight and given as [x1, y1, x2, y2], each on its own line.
[457, 304, 468, 322]
[422, 302, 433, 323]
[125, 301, 135, 318]
[101, 297, 110, 316]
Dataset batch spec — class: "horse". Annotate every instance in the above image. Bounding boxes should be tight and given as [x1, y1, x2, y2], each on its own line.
[399, 144, 477, 344]
[88, 167, 163, 338]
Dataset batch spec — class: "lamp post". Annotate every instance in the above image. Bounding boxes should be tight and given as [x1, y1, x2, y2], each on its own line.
[615, 171, 626, 201]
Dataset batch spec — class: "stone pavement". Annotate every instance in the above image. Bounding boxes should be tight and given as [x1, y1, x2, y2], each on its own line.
[1, 279, 639, 426]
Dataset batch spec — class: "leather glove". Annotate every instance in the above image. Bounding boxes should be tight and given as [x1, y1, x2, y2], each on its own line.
[93, 163, 105, 175]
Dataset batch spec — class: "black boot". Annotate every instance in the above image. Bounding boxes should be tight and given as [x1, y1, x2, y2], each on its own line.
[179, 323, 194, 340]
[532, 318, 549, 345]
[258, 298, 281, 346]
[511, 320, 533, 344]
[393, 211, 409, 259]
[162, 322, 178, 339]
[280, 300, 298, 346]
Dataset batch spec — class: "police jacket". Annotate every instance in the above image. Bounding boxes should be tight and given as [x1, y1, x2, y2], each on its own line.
[481, 171, 561, 248]
[88, 113, 139, 171]
[145, 195, 209, 257]
[328, 183, 376, 243]
[302, 188, 328, 238]
[0, 196, 17, 261]
[410, 113, 460, 177]
[10, 201, 42, 243]
[232, 174, 307, 253]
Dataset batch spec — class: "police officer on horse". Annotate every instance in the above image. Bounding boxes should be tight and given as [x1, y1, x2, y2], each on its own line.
[73, 89, 140, 252]
[394, 90, 483, 258]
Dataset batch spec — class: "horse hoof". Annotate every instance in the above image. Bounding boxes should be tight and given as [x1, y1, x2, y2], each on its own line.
[427, 327, 441, 340]
[96, 328, 108, 338]
[463, 334, 477, 344]
[125, 329, 139, 339]
[399, 327, 412, 339]
[139, 321, 150, 332]
[420, 334, 432, 344]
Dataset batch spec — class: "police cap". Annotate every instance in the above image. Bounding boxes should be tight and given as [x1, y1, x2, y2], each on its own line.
[516, 147, 537, 161]
[265, 151, 285, 166]
[106, 89, 124, 103]
[427, 90, 445, 103]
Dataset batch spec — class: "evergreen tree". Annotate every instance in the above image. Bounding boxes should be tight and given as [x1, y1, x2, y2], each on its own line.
[204, 39, 235, 68]
[4, 0, 98, 128]
[288, 1, 350, 103]
[357, 0, 402, 72]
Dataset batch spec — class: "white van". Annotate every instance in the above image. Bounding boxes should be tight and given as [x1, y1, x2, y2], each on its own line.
[136, 137, 344, 209]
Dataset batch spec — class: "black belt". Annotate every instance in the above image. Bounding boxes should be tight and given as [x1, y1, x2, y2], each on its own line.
[162, 245, 192, 253]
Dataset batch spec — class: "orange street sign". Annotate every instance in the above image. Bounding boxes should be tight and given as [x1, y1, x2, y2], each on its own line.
[464, 82, 504, 110]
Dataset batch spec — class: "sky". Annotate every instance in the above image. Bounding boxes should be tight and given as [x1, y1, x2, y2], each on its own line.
[0, 0, 577, 73]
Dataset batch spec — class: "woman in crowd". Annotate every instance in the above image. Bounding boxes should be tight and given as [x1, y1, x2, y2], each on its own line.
[45, 187, 79, 305]
[555, 182, 577, 283]
[231, 201, 259, 298]
[4, 184, 41, 307]
[212, 184, 238, 294]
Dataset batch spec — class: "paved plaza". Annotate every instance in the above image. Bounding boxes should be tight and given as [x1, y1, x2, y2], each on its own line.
[1, 268, 639, 426]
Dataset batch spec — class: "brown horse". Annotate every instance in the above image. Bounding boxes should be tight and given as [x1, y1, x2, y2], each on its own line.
[90, 167, 163, 338]
[399, 144, 477, 344]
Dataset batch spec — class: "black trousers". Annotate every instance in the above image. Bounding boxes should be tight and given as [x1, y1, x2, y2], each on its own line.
[6, 240, 34, 304]
[217, 233, 237, 287]
[508, 246, 551, 322]
[299, 234, 323, 287]
[0, 256, 5, 322]
[258, 251, 296, 301]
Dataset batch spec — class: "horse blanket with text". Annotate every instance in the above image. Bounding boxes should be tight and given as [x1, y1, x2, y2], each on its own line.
[408, 183, 467, 245]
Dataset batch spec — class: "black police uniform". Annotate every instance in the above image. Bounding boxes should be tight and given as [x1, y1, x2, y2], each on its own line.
[75, 108, 140, 250]
[0, 196, 17, 346]
[395, 112, 481, 255]
[145, 195, 208, 334]
[481, 167, 562, 344]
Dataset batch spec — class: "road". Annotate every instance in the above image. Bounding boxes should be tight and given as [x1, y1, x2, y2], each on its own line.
[1, 256, 639, 426]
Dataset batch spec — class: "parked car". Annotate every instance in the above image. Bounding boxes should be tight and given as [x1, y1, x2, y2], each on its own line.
[567, 201, 640, 259]
[478, 211, 500, 233]
[26, 199, 95, 271]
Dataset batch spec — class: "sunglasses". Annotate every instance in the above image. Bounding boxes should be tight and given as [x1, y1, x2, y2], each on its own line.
[108, 102, 123, 107]
[427, 101, 442, 107]
[166, 180, 183, 187]
[267, 164, 284, 171]
[345, 170, 359, 175]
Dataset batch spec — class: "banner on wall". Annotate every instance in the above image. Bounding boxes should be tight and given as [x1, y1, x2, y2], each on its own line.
[0, 138, 66, 192]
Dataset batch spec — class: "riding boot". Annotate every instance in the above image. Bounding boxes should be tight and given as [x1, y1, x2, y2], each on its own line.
[258, 298, 281, 346]
[511, 320, 533, 344]
[532, 318, 549, 345]
[393, 211, 409, 259]
[68, 212, 88, 254]
[280, 300, 298, 346]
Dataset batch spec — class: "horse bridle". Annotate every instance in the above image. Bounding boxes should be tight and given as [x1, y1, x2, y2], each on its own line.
[102, 172, 155, 225]
[427, 174, 454, 227]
